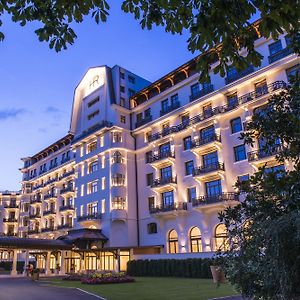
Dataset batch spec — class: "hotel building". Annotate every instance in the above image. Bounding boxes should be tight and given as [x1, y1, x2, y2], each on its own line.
[1, 32, 299, 273]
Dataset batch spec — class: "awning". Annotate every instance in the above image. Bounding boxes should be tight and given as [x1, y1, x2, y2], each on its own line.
[58, 228, 108, 242]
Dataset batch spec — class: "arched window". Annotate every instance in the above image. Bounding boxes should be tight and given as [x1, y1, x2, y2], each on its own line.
[190, 227, 202, 252]
[215, 224, 228, 251]
[168, 229, 178, 254]
[112, 151, 123, 164]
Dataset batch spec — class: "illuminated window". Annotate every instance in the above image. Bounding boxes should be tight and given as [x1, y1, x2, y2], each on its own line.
[112, 151, 123, 164]
[101, 177, 106, 190]
[101, 199, 105, 214]
[190, 227, 202, 252]
[87, 141, 97, 153]
[80, 184, 84, 197]
[112, 132, 122, 143]
[88, 180, 98, 194]
[168, 229, 178, 254]
[215, 224, 228, 251]
[100, 135, 104, 147]
[112, 197, 126, 210]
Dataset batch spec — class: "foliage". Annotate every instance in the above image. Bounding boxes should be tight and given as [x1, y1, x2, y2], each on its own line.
[127, 258, 213, 278]
[0, 1, 299, 80]
[218, 74, 300, 300]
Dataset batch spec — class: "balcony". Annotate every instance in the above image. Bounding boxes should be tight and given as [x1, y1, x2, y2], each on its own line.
[39, 168, 47, 175]
[146, 151, 175, 166]
[44, 178, 58, 186]
[49, 163, 58, 170]
[44, 193, 56, 200]
[59, 170, 75, 180]
[151, 177, 177, 191]
[3, 232, 17, 237]
[135, 115, 153, 128]
[43, 209, 56, 216]
[160, 101, 181, 116]
[111, 176, 126, 186]
[192, 192, 239, 210]
[61, 156, 71, 164]
[33, 183, 44, 191]
[149, 202, 188, 216]
[189, 85, 214, 102]
[4, 203, 19, 209]
[225, 65, 254, 85]
[30, 198, 42, 204]
[3, 218, 18, 223]
[248, 146, 282, 164]
[57, 224, 73, 230]
[268, 47, 294, 64]
[60, 186, 74, 194]
[41, 227, 56, 233]
[28, 229, 40, 235]
[193, 162, 225, 180]
[77, 213, 102, 222]
[191, 134, 221, 153]
[29, 213, 41, 219]
[59, 204, 75, 212]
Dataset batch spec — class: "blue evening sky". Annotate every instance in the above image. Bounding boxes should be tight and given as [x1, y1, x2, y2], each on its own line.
[0, 2, 194, 190]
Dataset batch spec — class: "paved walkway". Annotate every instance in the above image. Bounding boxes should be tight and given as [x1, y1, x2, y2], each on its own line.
[0, 278, 104, 300]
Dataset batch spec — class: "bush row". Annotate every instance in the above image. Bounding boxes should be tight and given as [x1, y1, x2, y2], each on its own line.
[127, 258, 214, 278]
[0, 261, 36, 272]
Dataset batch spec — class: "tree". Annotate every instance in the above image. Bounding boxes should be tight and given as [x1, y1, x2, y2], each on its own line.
[218, 73, 300, 300]
[0, 1, 299, 81]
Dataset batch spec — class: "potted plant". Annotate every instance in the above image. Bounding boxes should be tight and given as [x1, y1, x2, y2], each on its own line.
[31, 268, 40, 281]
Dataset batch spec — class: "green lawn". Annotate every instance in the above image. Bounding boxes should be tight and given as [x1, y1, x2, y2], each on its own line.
[43, 277, 238, 300]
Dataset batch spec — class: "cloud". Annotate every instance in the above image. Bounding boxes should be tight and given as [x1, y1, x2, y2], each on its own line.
[0, 108, 26, 121]
[44, 106, 64, 114]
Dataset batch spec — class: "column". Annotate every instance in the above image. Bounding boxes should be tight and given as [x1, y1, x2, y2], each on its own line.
[80, 253, 85, 272]
[45, 251, 51, 276]
[11, 250, 18, 276]
[23, 250, 29, 276]
[59, 251, 65, 275]
[115, 250, 120, 272]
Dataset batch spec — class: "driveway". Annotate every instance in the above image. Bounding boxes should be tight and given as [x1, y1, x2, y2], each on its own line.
[0, 278, 104, 300]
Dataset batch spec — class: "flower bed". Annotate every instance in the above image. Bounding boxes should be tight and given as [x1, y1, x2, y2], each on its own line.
[63, 271, 135, 285]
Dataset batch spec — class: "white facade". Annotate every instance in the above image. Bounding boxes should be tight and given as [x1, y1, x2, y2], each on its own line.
[2, 33, 298, 264]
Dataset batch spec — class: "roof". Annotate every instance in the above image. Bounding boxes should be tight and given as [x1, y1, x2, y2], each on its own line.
[58, 228, 108, 242]
[0, 237, 73, 250]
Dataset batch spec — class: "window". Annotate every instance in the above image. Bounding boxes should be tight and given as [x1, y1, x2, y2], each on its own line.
[215, 224, 228, 251]
[87, 141, 97, 153]
[265, 165, 285, 178]
[120, 72, 125, 79]
[227, 93, 238, 108]
[238, 174, 250, 183]
[205, 179, 222, 197]
[187, 187, 196, 202]
[145, 151, 152, 163]
[185, 160, 194, 176]
[255, 79, 268, 97]
[230, 117, 242, 134]
[168, 229, 178, 254]
[181, 113, 189, 125]
[183, 136, 192, 150]
[161, 99, 169, 112]
[160, 166, 172, 181]
[269, 40, 282, 56]
[145, 108, 151, 118]
[120, 85, 125, 93]
[190, 227, 202, 252]
[234, 145, 247, 161]
[170, 94, 178, 105]
[128, 75, 135, 84]
[203, 103, 213, 117]
[88, 181, 98, 194]
[128, 89, 136, 97]
[120, 115, 126, 124]
[112, 151, 123, 164]
[202, 151, 218, 167]
[146, 173, 153, 186]
[112, 197, 126, 209]
[148, 197, 155, 210]
[88, 110, 99, 120]
[162, 190, 174, 207]
[159, 142, 171, 155]
[200, 125, 214, 141]
[286, 64, 300, 81]
[112, 132, 122, 143]
[88, 97, 99, 108]
[120, 97, 126, 107]
[112, 174, 125, 186]
[101, 177, 106, 190]
[89, 161, 98, 173]
[136, 113, 143, 123]
[88, 202, 98, 215]
[147, 223, 157, 234]
[191, 83, 199, 97]
[162, 122, 170, 133]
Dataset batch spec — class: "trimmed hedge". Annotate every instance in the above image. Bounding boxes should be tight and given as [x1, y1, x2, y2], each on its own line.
[0, 261, 36, 272]
[127, 258, 214, 278]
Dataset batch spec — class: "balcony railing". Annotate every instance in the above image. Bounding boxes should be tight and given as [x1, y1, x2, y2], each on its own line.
[41, 227, 56, 233]
[151, 176, 177, 188]
[39, 168, 47, 175]
[4, 232, 18, 237]
[189, 85, 214, 102]
[192, 192, 239, 207]
[193, 162, 225, 176]
[49, 163, 58, 170]
[29, 213, 41, 219]
[146, 150, 175, 164]
[59, 204, 75, 212]
[268, 47, 294, 64]
[44, 178, 58, 186]
[247, 146, 282, 162]
[135, 115, 153, 128]
[4, 203, 19, 209]
[77, 213, 102, 222]
[57, 224, 73, 230]
[33, 184, 44, 191]
[146, 81, 286, 143]
[60, 186, 74, 194]
[191, 134, 221, 149]
[3, 218, 18, 223]
[44, 193, 56, 200]
[111, 176, 126, 186]
[30, 198, 42, 204]
[225, 65, 254, 85]
[59, 170, 75, 180]
[160, 101, 181, 116]
[61, 156, 71, 164]
[149, 202, 187, 214]
[43, 209, 56, 216]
